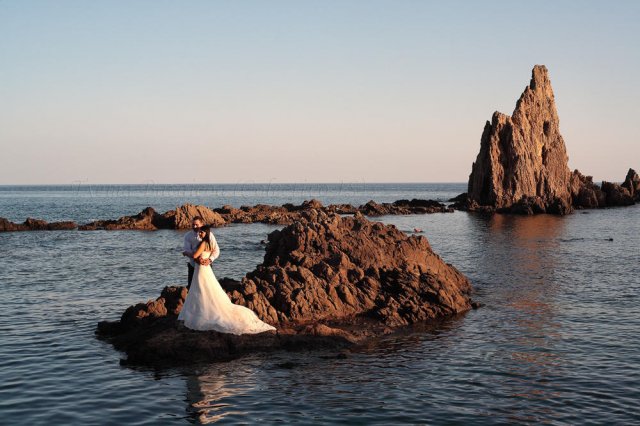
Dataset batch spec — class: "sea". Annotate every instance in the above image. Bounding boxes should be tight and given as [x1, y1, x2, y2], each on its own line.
[0, 183, 638, 425]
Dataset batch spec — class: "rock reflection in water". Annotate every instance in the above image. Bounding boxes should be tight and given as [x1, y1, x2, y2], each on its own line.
[479, 214, 567, 420]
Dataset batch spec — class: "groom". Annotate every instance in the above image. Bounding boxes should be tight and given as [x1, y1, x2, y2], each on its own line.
[182, 216, 220, 289]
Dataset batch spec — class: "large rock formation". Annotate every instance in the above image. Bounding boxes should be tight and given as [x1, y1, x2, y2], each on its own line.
[463, 65, 573, 214]
[229, 210, 470, 326]
[454, 65, 639, 214]
[97, 210, 475, 365]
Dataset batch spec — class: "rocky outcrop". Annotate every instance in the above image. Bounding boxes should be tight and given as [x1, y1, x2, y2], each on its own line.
[78, 207, 173, 230]
[172, 204, 226, 229]
[229, 210, 471, 326]
[569, 169, 638, 209]
[72, 198, 455, 232]
[0, 217, 77, 232]
[358, 199, 452, 216]
[569, 170, 606, 209]
[456, 65, 638, 215]
[622, 168, 640, 201]
[79, 204, 223, 230]
[97, 211, 475, 365]
[459, 65, 573, 215]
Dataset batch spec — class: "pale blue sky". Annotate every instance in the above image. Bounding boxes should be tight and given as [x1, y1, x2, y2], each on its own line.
[1, 0, 638, 184]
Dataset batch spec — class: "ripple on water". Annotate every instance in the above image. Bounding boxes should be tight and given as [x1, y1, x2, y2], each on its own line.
[1, 196, 639, 424]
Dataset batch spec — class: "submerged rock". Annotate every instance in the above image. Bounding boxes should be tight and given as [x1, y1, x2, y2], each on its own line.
[97, 211, 474, 365]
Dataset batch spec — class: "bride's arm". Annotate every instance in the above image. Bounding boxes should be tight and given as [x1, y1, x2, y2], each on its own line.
[193, 241, 206, 260]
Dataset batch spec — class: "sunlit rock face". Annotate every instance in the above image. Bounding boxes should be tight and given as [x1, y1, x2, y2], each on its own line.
[466, 65, 573, 215]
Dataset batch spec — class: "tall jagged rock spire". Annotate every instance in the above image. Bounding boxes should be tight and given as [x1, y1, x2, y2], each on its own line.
[466, 65, 572, 214]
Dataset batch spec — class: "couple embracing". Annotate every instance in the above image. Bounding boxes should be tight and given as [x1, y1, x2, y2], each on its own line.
[178, 216, 275, 334]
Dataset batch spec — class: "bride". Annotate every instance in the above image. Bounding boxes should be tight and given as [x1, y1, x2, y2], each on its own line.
[178, 226, 276, 334]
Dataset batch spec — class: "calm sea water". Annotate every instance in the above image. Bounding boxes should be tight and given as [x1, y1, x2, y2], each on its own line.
[0, 184, 639, 425]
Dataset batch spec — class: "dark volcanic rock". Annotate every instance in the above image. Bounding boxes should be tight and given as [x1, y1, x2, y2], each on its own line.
[98, 211, 474, 365]
[358, 199, 452, 216]
[601, 181, 634, 206]
[462, 65, 573, 215]
[226, 210, 471, 327]
[0, 217, 76, 232]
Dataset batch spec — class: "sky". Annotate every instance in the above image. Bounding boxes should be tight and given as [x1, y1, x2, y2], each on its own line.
[1, 0, 638, 184]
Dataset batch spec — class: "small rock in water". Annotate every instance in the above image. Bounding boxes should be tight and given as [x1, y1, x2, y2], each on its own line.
[413, 228, 423, 233]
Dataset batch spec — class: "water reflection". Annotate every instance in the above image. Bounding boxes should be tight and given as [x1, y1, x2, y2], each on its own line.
[470, 214, 567, 420]
[185, 367, 251, 424]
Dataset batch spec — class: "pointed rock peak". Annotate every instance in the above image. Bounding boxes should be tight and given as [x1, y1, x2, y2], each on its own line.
[530, 64, 550, 90]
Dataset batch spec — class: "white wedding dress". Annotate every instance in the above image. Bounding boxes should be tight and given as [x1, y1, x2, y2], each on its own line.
[178, 251, 276, 334]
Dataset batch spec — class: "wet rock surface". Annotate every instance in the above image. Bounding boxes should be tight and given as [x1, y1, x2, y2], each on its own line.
[97, 212, 474, 366]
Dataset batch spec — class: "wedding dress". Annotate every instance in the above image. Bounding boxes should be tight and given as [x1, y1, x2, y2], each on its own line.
[178, 250, 276, 334]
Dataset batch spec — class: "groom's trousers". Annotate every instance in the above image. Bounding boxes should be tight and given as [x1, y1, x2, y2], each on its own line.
[187, 264, 195, 290]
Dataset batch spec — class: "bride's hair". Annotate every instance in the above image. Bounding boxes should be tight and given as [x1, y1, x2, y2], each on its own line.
[199, 225, 213, 252]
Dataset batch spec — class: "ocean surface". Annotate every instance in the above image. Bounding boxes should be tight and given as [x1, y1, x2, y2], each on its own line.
[0, 183, 638, 425]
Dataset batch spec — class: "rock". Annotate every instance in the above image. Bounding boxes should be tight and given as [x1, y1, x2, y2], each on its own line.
[622, 168, 640, 201]
[601, 181, 634, 206]
[326, 203, 358, 214]
[172, 204, 226, 229]
[0, 217, 77, 232]
[227, 210, 472, 326]
[463, 65, 573, 214]
[570, 169, 637, 208]
[80, 205, 224, 230]
[14, 197, 458, 234]
[358, 199, 452, 216]
[97, 211, 475, 365]
[79, 207, 171, 230]
[570, 170, 606, 209]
